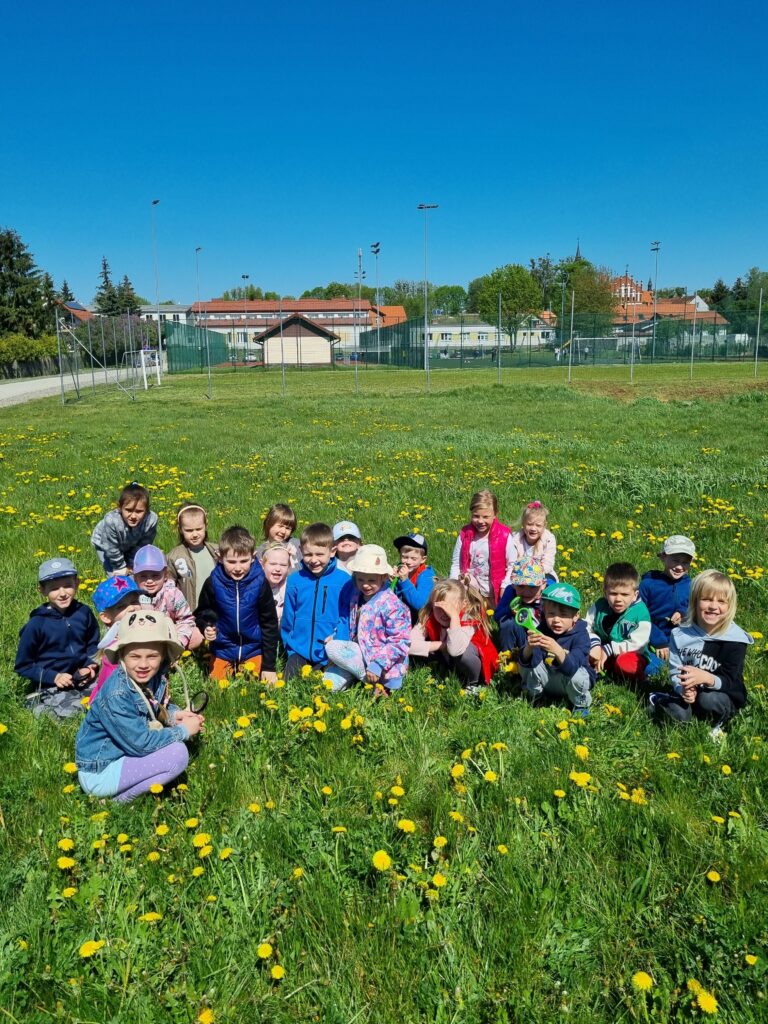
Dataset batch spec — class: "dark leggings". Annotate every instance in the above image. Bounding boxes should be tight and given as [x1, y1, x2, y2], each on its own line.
[658, 689, 737, 725]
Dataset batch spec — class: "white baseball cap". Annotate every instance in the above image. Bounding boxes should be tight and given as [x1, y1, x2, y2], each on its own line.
[333, 520, 362, 542]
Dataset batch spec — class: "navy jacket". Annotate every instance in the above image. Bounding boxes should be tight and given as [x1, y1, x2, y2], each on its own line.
[519, 617, 595, 684]
[15, 600, 100, 689]
[281, 557, 349, 664]
[670, 622, 752, 708]
[196, 561, 278, 669]
[639, 570, 691, 647]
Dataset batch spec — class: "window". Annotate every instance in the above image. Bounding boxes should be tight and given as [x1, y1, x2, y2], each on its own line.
[159, 314, 167, 322]
[441, 332, 451, 341]
[478, 332, 488, 342]
[172, 314, 180, 322]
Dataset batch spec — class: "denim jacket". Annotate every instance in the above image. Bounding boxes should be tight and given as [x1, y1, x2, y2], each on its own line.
[75, 663, 188, 774]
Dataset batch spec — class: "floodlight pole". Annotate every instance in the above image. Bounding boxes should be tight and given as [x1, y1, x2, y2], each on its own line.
[689, 295, 698, 380]
[418, 203, 438, 391]
[279, 296, 287, 396]
[241, 274, 249, 364]
[371, 242, 381, 364]
[196, 246, 212, 399]
[755, 286, 763, 378]
[151, 199, 161, 358]
[497, 291, 502, 384]
[651, 241, 660, 363]
[567, 289, 575, 384]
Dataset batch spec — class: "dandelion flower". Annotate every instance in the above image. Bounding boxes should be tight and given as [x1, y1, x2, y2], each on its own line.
[706, 869, 721, 883]
[138, 911, 162, 923]
[397, 819, 416, 834]
[372, 850, 392, 871]
[257, 942, 273, 959]
[574, 744, 589, 761]
[433, 836, 447, 848]
[390, 785, 405, 797]
[568, 771, 591, 788]
[185, 817, 200, 829]
[198, 845, 213, 858]
[313, 720, 327, 733]
[198, 1010, 214, 1024]
[450, 763, 465, 779]
[432, 872, 447, 887]
[57, 838, 74, 852]
[219, 848, 233, 860]
[248, 802, 261, 813]
[192, 866, 205, 877]
[192, 832, 212, 848]
[448, 811, 464, 823]
[270, 964, 285, 980]
[149, 783, 163, 794]
[745, 954, 758, 966]
[497, 844, 508, 855]
[631, 971, 654, 991]
[721, 764, 732, 776]
[155, 823, 169, 836]
[79, 939, 105, 958]
[711, 815, 725, 824]
[63, 762, 78, 774]
[147, 851, 161, 863]
[484, 770, 498, 783]
[292, 867, 305, 879]
[236, 716, 250, 728]
[687, 979, 703, 994]
[0, 723, 7, 735]
[57, 856, 76, 870]
[301, 664, 313, 678]
[558, 729, 571, 741]
[666, 752, 681, 760]
[696, 990, 718, 1014]
[62, 887, 77, 899]
[321, 786, 333, 795]
[554, 789, 566, 799]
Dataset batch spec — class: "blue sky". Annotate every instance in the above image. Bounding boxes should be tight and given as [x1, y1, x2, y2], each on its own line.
[2, 0, 764, 305]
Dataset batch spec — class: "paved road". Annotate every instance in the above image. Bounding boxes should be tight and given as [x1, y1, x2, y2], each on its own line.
[0, 365, 164, 408]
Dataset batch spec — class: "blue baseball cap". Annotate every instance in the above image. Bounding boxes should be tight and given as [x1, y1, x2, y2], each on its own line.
[393, 532, 428, 553]
[92, 575, 143, 613]
[38, 557, 78, 583]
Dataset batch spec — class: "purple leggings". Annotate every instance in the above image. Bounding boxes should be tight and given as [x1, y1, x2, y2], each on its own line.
[114, 742, 189, 803]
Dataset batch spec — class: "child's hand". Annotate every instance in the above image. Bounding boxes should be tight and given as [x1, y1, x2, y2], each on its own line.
[180, 712, 204, 736]
[365, 669, 381, 685]
[54, 672, 75, 689]
[260, 670, 278, 685]
[680, 665, 712, 688]
[670, 611, 682, 626]
[397, 564, 409, 581]
[656, 646, 670, 661]
[434, 597, 461, 624]
[681, 684, 698, 704]
[203, 626, 217, 642]
[590, 648, 607, 671]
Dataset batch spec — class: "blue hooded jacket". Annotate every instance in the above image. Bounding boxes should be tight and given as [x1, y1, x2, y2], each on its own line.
[281, 557, 349, 664]
[639, 570, 691, 647]
[196, 560, 278, 668]
[15, 600, 100, 689]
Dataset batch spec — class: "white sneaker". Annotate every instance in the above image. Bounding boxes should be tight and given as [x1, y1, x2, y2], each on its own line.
[709, 724, 725, 743]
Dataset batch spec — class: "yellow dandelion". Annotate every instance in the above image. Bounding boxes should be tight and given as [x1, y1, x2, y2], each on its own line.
[138, 911, 162, 923]
[696, 990, 718, 1014]
[574, 744, 589, 761]
[631, 971, 654, 991]
[192, 832, 212, 848]
[433, 836, 448, 848]
[292, 867, 305, 879]
[79, 939, 105, 958]
[198, 845, 213, 858]
[191, 866, 205, 878]
[257, 942, 273, 959]
[313, 720, 327, 733]
[219, 848, 233, 860]
[147, 851, 161, 863]
[149, 783, 163, 794]
[687, 978, 703, 994]
[340, 717, 352, 730]
[62, 887, 77, 899]
[558, 729, 571, 741]
[745, 954, 758, 966]
[57, 838, 74, 852]
[155, 823, 169, 836]
[321, 786, 333, 795]
[554, 789, 566, 799]
[450, 763, 465, 779]
[711, 815, 725, 824]
[62, 784, 76, 794]
[432, 872, 447, 888]
[236, 716, 250, 728]
[397, 819, 416, 833]
[721, 764, 732, 775]
[300, 664, 312, 678]
[198, 1010, 214, 1024]
[57, 856, 76, 870]
[666, 751, 681, 760]
[497, 844, 508, 855]
[484, 770, 498, 783]
[63, 762, 78, 774]
[448, 811, 464, 823]
[706, 870, 721, 883]
[232, 729, 245, 740]
[390, 785, 405, 797]
[0, 723, 7, 735]
[568, 771, 591, 788]
[372, 850, 392, 871]
[248, 802, 261, 813]
[185, 817, 200, 829]
[270, 964, 285, 980]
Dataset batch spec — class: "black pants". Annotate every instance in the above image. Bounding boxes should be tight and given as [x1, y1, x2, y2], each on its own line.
[657, 689, 737, 725]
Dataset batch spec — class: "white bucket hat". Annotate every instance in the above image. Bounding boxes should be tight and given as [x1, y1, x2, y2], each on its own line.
[106, 608, 183, 663]
[347, 544, 396, 576]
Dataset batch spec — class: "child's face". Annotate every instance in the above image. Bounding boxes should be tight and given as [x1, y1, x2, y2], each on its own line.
[120, 499, 148, 529]
[100, 595, 142, 626]
[543, 600, 579, 635]
[698, 591, 729, 632]
[268, 520, 294, 543]
[432, 591, 462, 627]
[262, 550, 291, 587]
[660, 552, 692, 580]
[355, 572, 387, 600]
[515, 582, 545, 604]
[604, 582, 638, 614]
[471, 506, 494, 536]
[335, 536, 361, 560]
[40, 576, 78, 612]
[523, 514, 546, 544]
[301, 542, 334, 576]
[399, 546, 426, 571]
[133, 568, 166, 596]
[180, 513, 207, 549]
[122, 641, 164, 685]
[221, 551, 254, 581]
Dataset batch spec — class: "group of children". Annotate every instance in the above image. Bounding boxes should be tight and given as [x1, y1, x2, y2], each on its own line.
[14, 483, 755, 803]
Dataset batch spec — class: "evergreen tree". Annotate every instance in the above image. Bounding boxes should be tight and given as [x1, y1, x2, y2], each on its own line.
[59, 279, 75, 302]
[115, 274, 141, 314]
[0, 227, 45, 336]
[94, 257, 120, 316]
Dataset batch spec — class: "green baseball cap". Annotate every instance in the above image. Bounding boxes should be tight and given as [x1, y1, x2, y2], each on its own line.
[542, 582, 581, 610]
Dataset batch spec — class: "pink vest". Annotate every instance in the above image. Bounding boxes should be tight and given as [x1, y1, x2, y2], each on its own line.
[459, 518, 511, 601]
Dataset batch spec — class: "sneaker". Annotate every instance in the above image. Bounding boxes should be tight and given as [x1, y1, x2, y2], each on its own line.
[648, 691, 672, 710]
[709, 724, 725, 743]
[324, 639, 366, 680]
[463, 684, 482, 697]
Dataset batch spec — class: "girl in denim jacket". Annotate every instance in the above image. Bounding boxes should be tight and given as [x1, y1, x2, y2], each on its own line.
[75, 610, 204, 803]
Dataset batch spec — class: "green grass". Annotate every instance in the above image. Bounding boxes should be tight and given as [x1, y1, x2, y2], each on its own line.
[1, 370, 767, 1023]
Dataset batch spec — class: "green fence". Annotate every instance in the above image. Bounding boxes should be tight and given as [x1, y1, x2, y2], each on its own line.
[165, 322, 234, 373]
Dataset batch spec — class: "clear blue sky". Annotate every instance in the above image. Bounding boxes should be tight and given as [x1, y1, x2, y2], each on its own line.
[2, 0, 764, 305]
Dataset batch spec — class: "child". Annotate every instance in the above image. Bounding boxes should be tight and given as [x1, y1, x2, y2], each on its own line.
[410, 579, 499, 694]
[333, 520, 362, 575]
[281, 523, 350, 680]
[15, 558, 100, 720]
[90, 575, 146, 701]
[585, 562, 652, 685]
[510, 501, 557, 577]
[255, 503, 301, 569]
[640, 535, 695, 661]
[449, 489, 515, 608]
[75, 609, 204, 802]
[195, 525, 279, 682]
[91, 482, 158, 575]
[261, 542, 292, 625]
[325, 545, 411, 694]
[649, 570, 753, 732]
[518, 582, 594, 715]
[393, 532, 436, 624]
[495, 557, 548, 656]
[167, 502, 219, 611]
[133, 545, 201, 650]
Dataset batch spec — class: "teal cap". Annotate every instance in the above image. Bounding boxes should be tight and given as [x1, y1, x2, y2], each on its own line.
[542, 582, 581, 610]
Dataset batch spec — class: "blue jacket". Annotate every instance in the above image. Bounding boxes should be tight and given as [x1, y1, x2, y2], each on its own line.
[281, 557, 349, 664]
[519, 618, 595, 684]
[196, 561, 278, 669]
[639, 570, 691, 647]
[15, 600, 100, 689]
[394, 564, 436, 623]
[75, 664, 188, 774]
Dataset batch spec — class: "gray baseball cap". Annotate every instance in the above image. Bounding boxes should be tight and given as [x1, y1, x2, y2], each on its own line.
[662, 535, 695, 557]
[38, 557, 78, 582]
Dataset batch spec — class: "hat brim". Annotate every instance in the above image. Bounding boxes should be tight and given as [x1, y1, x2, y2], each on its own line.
[106, 637, 184, 664]
[393, 535, 427, 551]
[348, 558, 397, 576]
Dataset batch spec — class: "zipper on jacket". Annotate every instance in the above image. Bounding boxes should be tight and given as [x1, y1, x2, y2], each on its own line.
[322, 587, 328, 614]
[236, 581, 242, 663]
[309, 576, 320, 656]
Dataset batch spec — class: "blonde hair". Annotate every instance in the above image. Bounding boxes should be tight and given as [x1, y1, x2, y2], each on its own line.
[261, 541, 291, 564]
[687, 570, 737, 633]
[517, 500, 550, 556]
[419, 578, 491, 637]
[469, 489, 498, 516]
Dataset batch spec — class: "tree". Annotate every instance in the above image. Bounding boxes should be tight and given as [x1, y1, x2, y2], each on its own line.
[0, 227, 45, 336]
[115, 275, 141, 315]
[94, 257, 120, 316]
[382, 280, 424, 319]
[465, 277, 484, 314]
[432, 284, 467, 316]
[477, 264, 542, 349]
[40, 272, 58, 332]
[529, 255, 557, 311]
[59, 279, 75, 303]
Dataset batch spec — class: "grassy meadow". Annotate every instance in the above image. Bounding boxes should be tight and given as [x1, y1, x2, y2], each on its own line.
[1, 366, 768, 1023]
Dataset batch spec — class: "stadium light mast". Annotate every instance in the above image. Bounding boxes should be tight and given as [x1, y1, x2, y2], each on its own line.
[150, 199, 161, 354]
[371, 242, 381, 364]
[241, 274, 249, 360]
[651, 241, 661, 363]
[417, 203, 438, 392]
